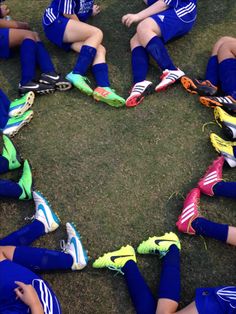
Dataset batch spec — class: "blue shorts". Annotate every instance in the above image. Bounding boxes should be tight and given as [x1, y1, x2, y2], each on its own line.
[151, 8, 195, 43]
[43, 15, 71, 51]
[0, 260, 61, 314]
[195, 286, 236, 314]
[0, 28, 10, 58]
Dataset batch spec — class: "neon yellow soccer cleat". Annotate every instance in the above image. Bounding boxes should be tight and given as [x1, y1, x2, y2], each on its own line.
[210, 133, 236, 167]
[93, 245, 136, 272]
[66, 72, 93, 96]
[214, 107, 236, 139]
[137, 232, 181, 257]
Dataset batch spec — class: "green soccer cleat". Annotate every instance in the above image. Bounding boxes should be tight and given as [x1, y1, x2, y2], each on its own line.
[93, 87, 125, 107]
[2, 110, 33, 137]
[18, 160, 33, 200]
[9, 91, 35, 117]
[66, 72, 93, 96]
[2, 135, 22, 170]
[93, 245, 136, 273]
[137, 232, 181, 257]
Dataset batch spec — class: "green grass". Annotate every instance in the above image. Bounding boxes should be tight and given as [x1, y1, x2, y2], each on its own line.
[1, 0, 236, 313]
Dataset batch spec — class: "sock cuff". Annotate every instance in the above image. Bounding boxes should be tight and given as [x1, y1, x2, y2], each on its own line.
[80, 45, 97, 58]
[145, 36, 159, 49]
[92, 62, 108, 72]
[22, 38, 36, 46]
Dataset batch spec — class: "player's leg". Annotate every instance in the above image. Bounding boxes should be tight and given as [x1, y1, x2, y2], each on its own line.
[0, 191, 60, 246]
[64, 19, 103, 95]
[200, 38, 236, 109]
[126, 33, 153, 107]
[136, 17, 184, 92]
[0, 222, 88, 272]
[93, 245, 156, 314]
[8, 29, 55, 95]
[92, 45, 125, 107]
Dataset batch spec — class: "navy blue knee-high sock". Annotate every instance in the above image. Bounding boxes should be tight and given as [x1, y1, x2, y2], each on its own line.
[0, 157, 9, 174]
[36, 41, 55, 74]
[13, 246, 73, 272]
[122, 260, 156, 314]
[205, 55, 219, 86]
[0, 89, 10, 129]
[145, 36, 177, 71]
[20, 39, 37, 85]
[158, 245, 180, 303]
[219, 59, 236, 99]
[0, 220, 45, 246]
[192, 217, 228, 242]
[0, 179, 22, 198]
[73, 45, 96, 75]
[92, 63, 110, 87]
[213, 181, 236, 198]
[132, 46, 149, 84]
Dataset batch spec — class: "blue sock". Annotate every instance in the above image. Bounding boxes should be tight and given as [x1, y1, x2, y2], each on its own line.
[0, 179, 22, 198]
[0, 89, 10, 128]
[92, 63, 110, 87]
[205, 55, 219, 86]
[73, 45, 96, 75]
[13, 246, 73, 271]
[36, 41, 55, 74]
[132, 46, 149, 84]
[20, 39, 37, 85]
[158, 245, 180, 303]
[213, 181, 236, 198]
[122, 260, 156, 314]
[145, 36, 177, 71]
[0, 156, 10, 174]
[192, 217, 228, 242]
[0, 220, 45, 246]
[219, 58, 236, 98]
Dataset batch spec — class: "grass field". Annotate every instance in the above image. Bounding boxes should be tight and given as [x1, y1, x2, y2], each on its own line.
[0, 0, 236, 313]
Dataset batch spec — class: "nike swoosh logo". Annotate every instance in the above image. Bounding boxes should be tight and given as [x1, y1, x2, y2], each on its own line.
[46, 75, 60, 80]
[155, 240, 175, 245]
[24, 84, 40, 89]
[110, 255, 133, 263]
[38, 204, 50, 226]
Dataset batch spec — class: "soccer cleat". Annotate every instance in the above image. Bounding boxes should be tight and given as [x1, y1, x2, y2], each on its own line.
[18, 81, 55, 96]
[126, 80, 154, 107]
[18, 160, 33, 200]
[39, 73, 72, 92]
[2, 110, 33, 137]
[137, 232, 180, 258]
[63, 222, 88, 270]
[66, 72, 93, 96]
[181, 76, 217, 96]
[33, 191, 60, 233]
[2, 135, 22, 170]
[210, 133, 236, 167]
[9, 91, 35, 117]
[93, 87, 125, 107]
[199, 95, 236, 111]
[93, 245, 136, 273]
[214, 107, 236, 139]
[198, 156, 224, 196]
[176, 188, 200, 235]
[155, 68, 185, 92]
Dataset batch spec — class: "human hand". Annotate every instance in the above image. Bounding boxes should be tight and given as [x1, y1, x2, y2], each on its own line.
[122, 13, 140, 27]
[14, 282, 41, 308]
[16, 21, 30, 29]
[92, 4, 101, 16]
[0, 4, 10, 17]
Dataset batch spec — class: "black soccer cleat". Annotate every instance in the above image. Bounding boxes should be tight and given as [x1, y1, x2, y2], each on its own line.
[19, 81, 55, 96]
[39, 73, 72, 91]
[181, 76, 218, 96]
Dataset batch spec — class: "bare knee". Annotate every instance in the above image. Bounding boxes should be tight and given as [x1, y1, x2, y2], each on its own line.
[22, 30, 37, 41]
[33, 31, 41, 41]
[91, 27, 103, 44]
[96, 44, 106, 57]
[212, 36, 235, 55]
[136, 18, 160, 45]
[130, 34, 141, 49]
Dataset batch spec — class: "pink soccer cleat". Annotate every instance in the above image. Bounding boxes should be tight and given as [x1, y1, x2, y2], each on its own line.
[176, 188, 200, 235]
[198, 156, 224, 196]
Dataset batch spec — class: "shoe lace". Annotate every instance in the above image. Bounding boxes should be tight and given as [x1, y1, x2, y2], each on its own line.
[60, 239, 69, 253]
[24, 215, 35, 221]
[84, 76, 91, 84]
[107, 266, 124, 275]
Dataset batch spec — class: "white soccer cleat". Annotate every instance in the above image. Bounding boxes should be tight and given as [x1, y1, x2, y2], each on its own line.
[155, 68, 185, 92]
[126, 80, 153, 107]
[64, 222, 88, 270]
[33, 191, 60, 233]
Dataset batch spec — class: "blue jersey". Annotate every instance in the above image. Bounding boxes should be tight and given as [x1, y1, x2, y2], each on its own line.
[43, 0, 94, 26]
[147, 0, 197, 23]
